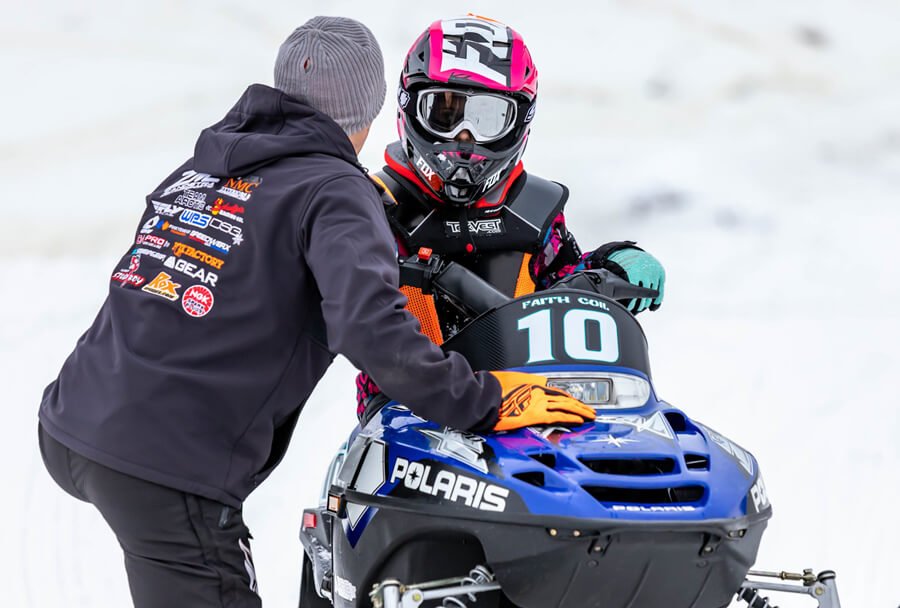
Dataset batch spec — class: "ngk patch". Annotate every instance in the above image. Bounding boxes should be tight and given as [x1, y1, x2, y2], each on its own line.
[181, 285, 215, 317]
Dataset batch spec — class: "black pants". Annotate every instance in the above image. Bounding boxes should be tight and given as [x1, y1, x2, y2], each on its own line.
[39, 423, 262, 608]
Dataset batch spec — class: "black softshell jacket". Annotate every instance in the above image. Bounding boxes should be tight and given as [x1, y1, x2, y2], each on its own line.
[39, 84, 500, 507]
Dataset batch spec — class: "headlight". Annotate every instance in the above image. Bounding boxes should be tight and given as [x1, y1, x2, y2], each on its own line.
[546, 378, 611, 405]
[547, 372, 650, 409]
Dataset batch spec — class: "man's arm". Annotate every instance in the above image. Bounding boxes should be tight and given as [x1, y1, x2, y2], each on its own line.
[299, 175, 501, 431]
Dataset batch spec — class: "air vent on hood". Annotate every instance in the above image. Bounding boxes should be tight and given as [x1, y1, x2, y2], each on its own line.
[527, 452, 557, 469]
[664, 412, 689, 432]
[580, 457, 676, 476]
[512, 471, 545, 488]
[583, 485, 705, 505]
[684, 454, 710, 471]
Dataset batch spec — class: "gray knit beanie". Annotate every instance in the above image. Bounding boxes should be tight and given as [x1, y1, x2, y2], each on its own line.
[274, 16, 386, 135]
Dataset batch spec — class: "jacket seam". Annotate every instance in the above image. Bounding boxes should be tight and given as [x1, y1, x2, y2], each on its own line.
[220, 332, 306, 490]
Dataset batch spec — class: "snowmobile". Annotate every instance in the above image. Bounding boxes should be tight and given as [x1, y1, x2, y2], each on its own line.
[299, 253, 842, 608]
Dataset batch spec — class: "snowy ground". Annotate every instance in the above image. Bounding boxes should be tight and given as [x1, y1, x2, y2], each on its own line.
[3, 0, 899, 606]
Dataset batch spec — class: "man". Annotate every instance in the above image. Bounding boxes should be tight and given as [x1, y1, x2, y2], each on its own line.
[357, 15, 667, 413]
[38, 17, 593, 607]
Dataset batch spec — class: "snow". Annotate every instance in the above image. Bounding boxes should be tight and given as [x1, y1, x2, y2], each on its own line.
[4, 1, 899, 605]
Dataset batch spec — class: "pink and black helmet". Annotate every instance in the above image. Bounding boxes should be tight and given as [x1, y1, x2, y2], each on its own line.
[397, 16, 538, 206]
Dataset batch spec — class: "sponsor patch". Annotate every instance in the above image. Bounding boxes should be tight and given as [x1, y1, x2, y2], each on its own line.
[131, 247, 168, 262]
[172, 241, 224, 269]
[111, 255, 145, 287]
[209, 197, 245, 223]
[174, 189, 208, 210]
[140, 215, 162, 234]
[164, 256, 218, 286]
[162, 170, 219, 197]
[179, 208, 211, 228]
[187, 230, 231, 254]
[181, 284, 214, 317]
[134, 233, 169, 249]
[217, 176, 261, 202]
[142, 271, 181, 301]
[151, 200, 182, 217]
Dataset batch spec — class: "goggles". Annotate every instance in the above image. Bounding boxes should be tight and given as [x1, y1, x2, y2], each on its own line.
[416, 88, 518, 143]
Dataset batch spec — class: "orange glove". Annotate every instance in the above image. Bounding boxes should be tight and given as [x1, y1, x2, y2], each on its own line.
[490, 371, 596, 432]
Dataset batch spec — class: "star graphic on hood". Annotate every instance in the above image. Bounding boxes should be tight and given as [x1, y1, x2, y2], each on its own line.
[597, 434, 637, 448]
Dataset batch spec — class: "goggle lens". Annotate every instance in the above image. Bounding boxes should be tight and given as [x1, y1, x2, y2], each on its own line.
[417, 89, 517, 143]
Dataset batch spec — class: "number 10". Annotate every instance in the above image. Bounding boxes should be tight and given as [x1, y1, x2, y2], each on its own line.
[517, 308, 619, 364]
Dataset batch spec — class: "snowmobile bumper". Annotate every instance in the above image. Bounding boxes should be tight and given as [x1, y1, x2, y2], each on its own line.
[335, 489, 769, 608]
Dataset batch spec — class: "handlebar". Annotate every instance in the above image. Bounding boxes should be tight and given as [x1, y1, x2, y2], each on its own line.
[550, 269, 659, 301]
[399, 252, 509, 317]
[399, 252, 658, 318]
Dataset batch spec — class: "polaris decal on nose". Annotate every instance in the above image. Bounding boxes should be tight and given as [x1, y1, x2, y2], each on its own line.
[390, 457, 508, 512]
[611, 505, 697, 513]
[444, 219, 505, 236]
[747, 475, 770, 514]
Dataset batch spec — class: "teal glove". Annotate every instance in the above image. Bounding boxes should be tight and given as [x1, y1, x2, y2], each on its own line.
[605, 247, 665, 313]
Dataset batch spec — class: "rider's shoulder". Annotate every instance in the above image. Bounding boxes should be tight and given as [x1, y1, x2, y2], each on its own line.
[505, 170, 570, 226]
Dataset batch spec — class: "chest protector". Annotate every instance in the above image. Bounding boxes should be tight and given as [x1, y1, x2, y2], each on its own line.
[373, 159, 569, 345]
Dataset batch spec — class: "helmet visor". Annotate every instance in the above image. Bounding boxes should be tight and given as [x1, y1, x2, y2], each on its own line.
[416, 89, 517, 143]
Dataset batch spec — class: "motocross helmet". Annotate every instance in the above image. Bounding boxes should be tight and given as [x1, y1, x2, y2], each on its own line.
[398, 15, 538, 206]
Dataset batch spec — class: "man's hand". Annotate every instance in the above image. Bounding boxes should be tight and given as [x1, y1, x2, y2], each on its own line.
[490, 371, 595, 432]
[590, 243, 665, 313]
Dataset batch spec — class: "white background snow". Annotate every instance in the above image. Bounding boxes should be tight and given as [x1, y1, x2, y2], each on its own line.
[3, 0, 899, 606]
